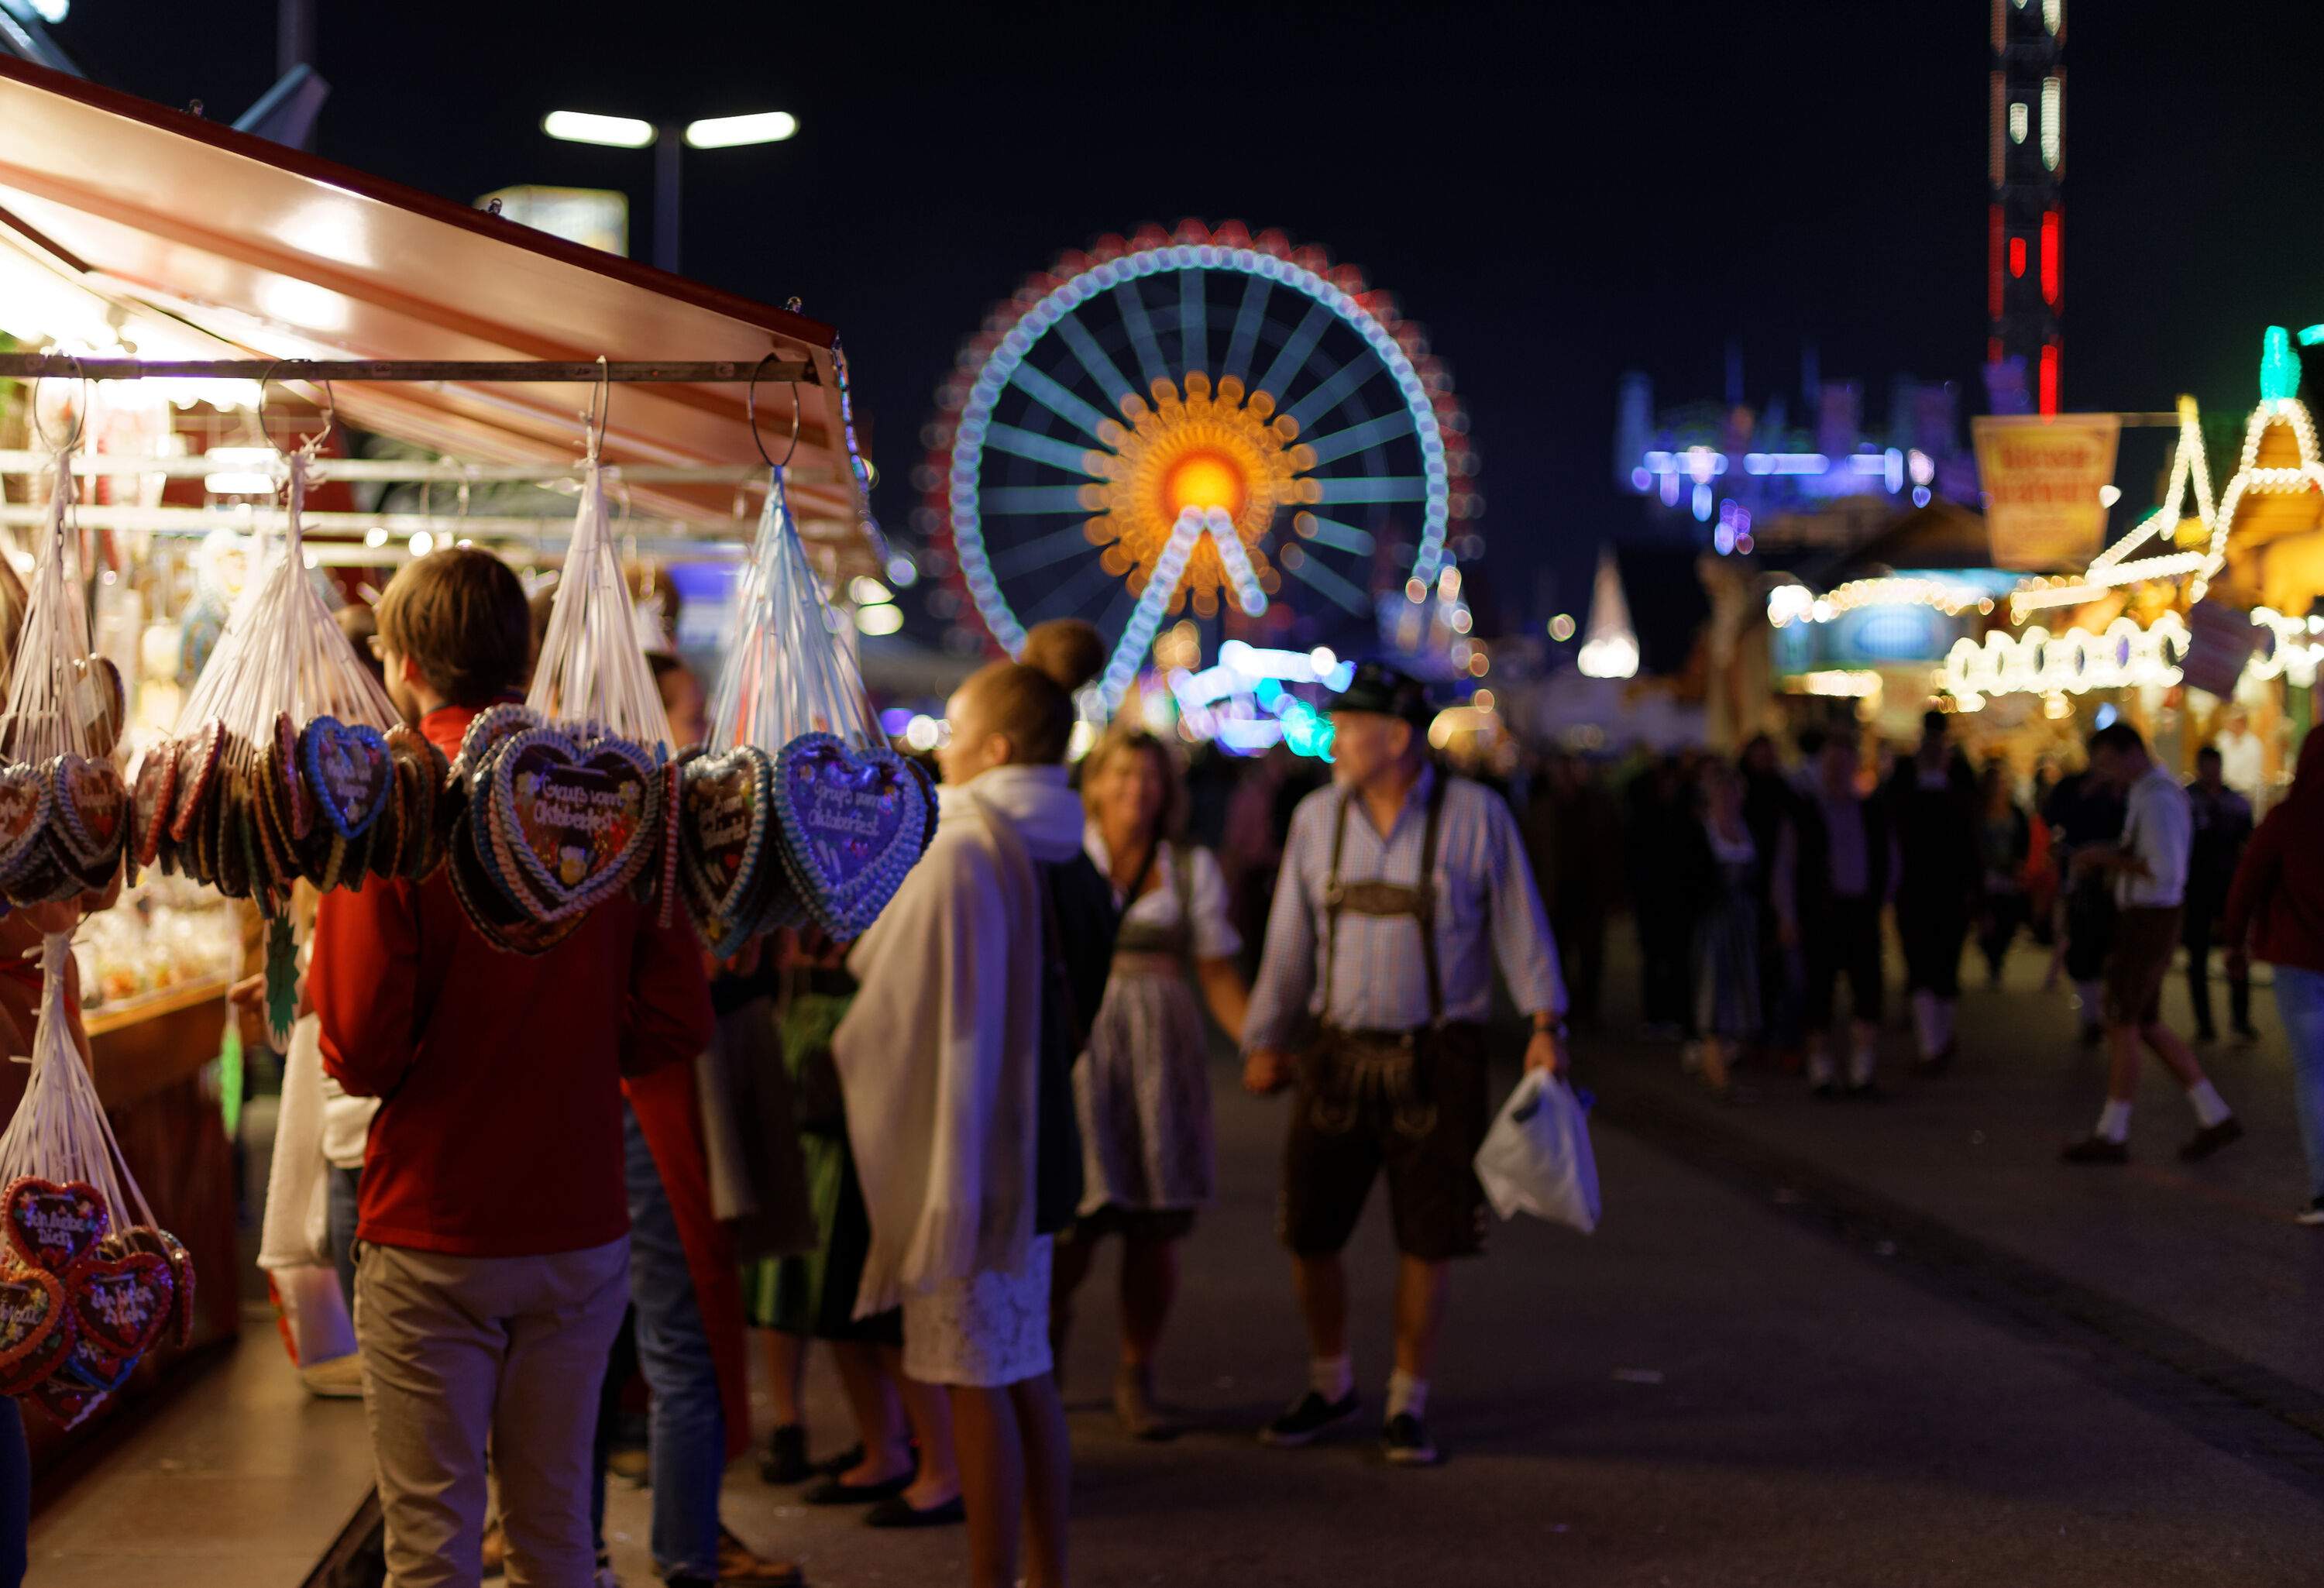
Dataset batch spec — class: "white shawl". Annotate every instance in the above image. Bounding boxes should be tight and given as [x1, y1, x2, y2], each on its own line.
[835, 765, 1083, 1316]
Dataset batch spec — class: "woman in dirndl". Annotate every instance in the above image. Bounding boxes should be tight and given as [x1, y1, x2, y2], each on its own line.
[1052, 729, 1250, 1438]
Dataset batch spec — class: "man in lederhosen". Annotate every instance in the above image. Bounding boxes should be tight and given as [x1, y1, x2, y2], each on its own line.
[1243, 662, 1567, 1467]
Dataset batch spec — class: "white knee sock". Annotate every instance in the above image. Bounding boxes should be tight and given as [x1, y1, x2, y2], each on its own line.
[2186, 1080, 2232, 1129]
[1387, 1368, 1429, 1421]
[2095, 1098, 2132, 1143]
[1312, 1354, 1354, 1403]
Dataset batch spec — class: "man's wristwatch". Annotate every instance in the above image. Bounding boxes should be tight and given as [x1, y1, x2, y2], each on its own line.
[1532, 1014, 1569, 1040]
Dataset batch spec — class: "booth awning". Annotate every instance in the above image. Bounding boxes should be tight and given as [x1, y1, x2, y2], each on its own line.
[0, 53, 879, 571]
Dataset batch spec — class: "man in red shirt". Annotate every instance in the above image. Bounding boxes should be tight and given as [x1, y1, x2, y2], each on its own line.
[313, 549, 713, 1588]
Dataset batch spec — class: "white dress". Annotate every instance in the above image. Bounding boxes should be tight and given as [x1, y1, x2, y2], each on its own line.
[1074, 833, 1242, 1219]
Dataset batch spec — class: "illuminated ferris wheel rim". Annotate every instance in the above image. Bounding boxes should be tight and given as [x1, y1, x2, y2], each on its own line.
[938, 231, 1469, 658]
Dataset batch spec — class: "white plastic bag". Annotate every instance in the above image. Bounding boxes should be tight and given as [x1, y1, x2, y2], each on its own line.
[1474, 1071, 1600, 1232]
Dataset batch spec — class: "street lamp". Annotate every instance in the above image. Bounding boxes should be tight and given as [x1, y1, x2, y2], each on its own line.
[541, 108, 798, 275]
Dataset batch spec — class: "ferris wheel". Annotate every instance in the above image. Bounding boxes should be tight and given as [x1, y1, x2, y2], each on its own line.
[925, 220, 1480, 702]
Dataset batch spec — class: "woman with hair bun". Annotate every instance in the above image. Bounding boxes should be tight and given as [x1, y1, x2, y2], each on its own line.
[834, 620, 1115, 1588]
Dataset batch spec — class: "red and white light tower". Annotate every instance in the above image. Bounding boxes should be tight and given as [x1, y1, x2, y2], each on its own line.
[1989, 1, 2064, 414]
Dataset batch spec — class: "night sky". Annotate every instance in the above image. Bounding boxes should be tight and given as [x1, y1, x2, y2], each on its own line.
[45, 0, 2324, 635]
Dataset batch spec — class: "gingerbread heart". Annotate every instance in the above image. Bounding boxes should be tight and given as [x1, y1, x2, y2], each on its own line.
[494, 728, 659, 919]
[0, 761, 52, 884]
[5, 1177, 108, 1271]
[50, 753, 127, 870]
[273, 712, 314, 842]
[445, 807, 583, 956]
[132, 740, 177, 869]
[452, 705, 539, 796]
[300, 717, 393, 840]
[772, 734, 932, 939]
[679, 747, 784, 954]
[70, 1249, 171, 1361]
[34, 1373, 108, 1427]
[169, 720, 225, 844]
[0, 1265, 68, 1395]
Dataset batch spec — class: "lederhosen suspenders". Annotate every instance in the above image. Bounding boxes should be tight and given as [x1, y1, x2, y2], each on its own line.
[1320, 768, 1452, 1036]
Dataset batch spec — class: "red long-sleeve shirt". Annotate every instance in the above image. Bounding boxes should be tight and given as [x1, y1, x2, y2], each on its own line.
[2224, 731, 2324, 980]
[314, 703, 713, 1258]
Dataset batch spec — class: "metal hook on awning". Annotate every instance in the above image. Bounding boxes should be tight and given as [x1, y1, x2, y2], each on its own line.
[257, 360, 336, 459]
[26, 351, 88, 457]
[745, 349, 802, 473]
[584, 355, 611, 464]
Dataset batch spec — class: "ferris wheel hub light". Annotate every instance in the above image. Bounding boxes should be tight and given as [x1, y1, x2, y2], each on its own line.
[1166, 451, 1245, 516]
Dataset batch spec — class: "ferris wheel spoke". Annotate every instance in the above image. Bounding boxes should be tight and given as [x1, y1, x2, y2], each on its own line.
[1256, 302, 1332, 402]
[1009, 363, 1113, 442]
[1025, 555, 1119, 622]
[1298, 514, 1377, 554]
[1284, 353, 1385, 431]
[1222, 273, 1270, 384]
[1301, 410, 1415, 467]
[992, 523, 1104, 579]
[1310, 476, 1427, 504]
[983, 421, 1099, 475]
[1178, 268, 1209, 374]
[983, 484, 1090, 514]
[1281, 552, 1371, 616]
[1114, 280, 1170, 393]
[1054, 311, 1136, 409]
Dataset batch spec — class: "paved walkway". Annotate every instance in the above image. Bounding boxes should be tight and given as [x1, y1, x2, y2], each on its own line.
[621, 945, 2324, 1586]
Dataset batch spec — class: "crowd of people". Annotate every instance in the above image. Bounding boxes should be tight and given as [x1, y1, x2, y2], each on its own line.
[1522, 709, 2324, 1200]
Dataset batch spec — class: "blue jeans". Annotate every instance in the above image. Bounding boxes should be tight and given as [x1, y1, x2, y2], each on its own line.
[591, 1101, 724, 1580]
[0, 1397, 26, 1588]
[2278, 966, 2324, 1203]
[327, 1165, 363, 1310]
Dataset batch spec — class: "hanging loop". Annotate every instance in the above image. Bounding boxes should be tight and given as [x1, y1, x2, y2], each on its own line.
[744, 350, 802, 471]
[258, 362, 336, 459]
[26, 354, 88, 455]
[584, 355, 611, 463]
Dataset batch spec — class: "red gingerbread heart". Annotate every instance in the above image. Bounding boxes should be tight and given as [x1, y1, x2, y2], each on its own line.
[169, 720, 225, 844]
[33, 1374, 105, 1429]
[132, 739, 177, 869]
[3, 1177, 108, 1272]
[69, 1250, 171, 1360]
[0, 1265, 69, 1396]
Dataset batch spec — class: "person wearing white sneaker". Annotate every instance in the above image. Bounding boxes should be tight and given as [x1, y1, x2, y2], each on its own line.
[2061, 724, 2242, 1167]
[1243, 663, 1566, 1469]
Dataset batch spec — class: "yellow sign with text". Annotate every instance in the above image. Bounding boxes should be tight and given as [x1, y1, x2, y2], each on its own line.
[1972, 414, 2122, 571]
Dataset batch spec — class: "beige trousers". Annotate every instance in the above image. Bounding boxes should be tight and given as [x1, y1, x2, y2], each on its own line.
[355, 1237, 630, 1588]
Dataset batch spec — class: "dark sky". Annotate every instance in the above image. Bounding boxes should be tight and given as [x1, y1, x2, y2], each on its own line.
[47, 0, 2324, 629]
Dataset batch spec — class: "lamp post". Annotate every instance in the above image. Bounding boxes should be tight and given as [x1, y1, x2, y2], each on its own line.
[541, 109, 798, 275]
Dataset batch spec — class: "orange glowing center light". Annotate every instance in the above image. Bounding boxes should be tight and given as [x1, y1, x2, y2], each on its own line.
[1077, 371, 1321, 619]
[1166, 451, 1245, 516]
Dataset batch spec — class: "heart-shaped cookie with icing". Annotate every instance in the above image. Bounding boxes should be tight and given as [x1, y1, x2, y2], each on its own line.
[68, 1249, 172, 1363]
[169, 720, 225, 844]
[492, 727, 659, 919]
[132, 740, 177, 870]
[32, 1374, 105, 1428]
[299, 717, 394, 839]
[0, 761, 52, 885]
[445, 807, 583, 956]
[50, 753, 127, 871]
[4, 1177, 109, 1272]
[0, 1265, 69, 1395]
[772, 733, 933, 940]
[679, 747, 775, 939]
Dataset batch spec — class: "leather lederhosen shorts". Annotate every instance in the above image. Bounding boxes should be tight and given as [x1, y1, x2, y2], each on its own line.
[1279, 1021, 1492, 1262]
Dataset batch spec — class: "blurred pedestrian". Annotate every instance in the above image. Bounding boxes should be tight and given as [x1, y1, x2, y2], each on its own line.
[2184, 744, 2257, 1043]
[1684, 760, 1762, 1097]
[1242, 662, 1566, 1469]
[2223, 730, 2324, 1222]
[2061, 724, 2242, 1165]
[1889, 711, 1979, 1072]
[1626, 755, 1695, 1038]
[1521, 751, 1623, 1032]
[2044, 744, 2124, 1044]
[1740, 734, 1803, 1064]
[1974, 763, 2033, 985]
[1053, 728, 1250, 1439]
[1778, 729, 1893, 1097]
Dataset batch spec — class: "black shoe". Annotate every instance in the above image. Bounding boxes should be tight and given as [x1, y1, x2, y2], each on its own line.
[1381, 1413, 1440, 1467]
[1259, 1389, 1361, 1448]
[2233, 1024, 2260, 1043]
[759, 1423, 811, 1486]
[1811, 1080, 1839, 1100]
[865, 1493, 966, 1529]
[812, 1443, 866, 1478]
[2061, 1135, 2129, 1164]
[2194, 1026, 2219, 1044]
[2179, 1116, 2244, 1162]
[1844, 1080, 1883, 1101]
[803, 1469, 913, 1505]
[2078, 1023, 2105, 1047]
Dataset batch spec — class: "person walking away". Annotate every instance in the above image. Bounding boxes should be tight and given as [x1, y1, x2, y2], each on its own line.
[1889, 711, 1980, 1073]
[313, 548, 715, 1588]
[1684, 759, 1762, 1098]
[1974, 763, 2034, 986]
[2060, 723, 2242, 1165]
[1523, 752, 1623, 1033]
[1624, 756, 1693, 1038]
[2044, 748, 2124, 1044]
[1243, 662, 1567, 1468]
[1052, 728, 1250, 1438]
[1739, 734, 1803, 1066]
[2223, 729, 2324, 1221]
[2185, 744, 2257, 1043]
[1776, 729, 1893, 1097]
[833, 620, 1113, 1588]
